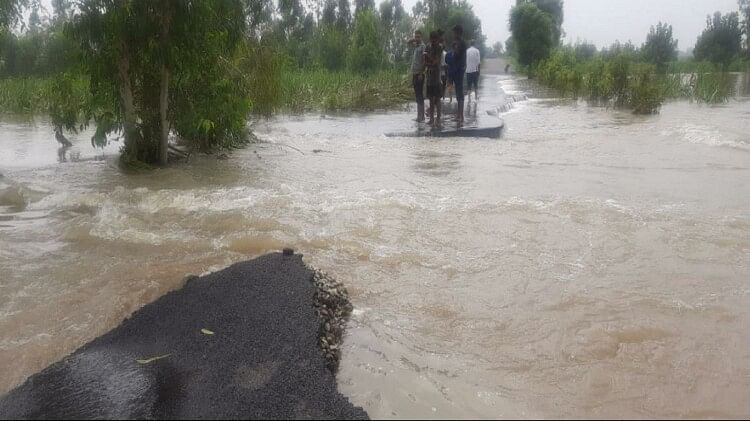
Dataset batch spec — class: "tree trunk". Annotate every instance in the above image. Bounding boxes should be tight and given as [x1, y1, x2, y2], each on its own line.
[159, 66, 169, 166]
[116, 42, 137, 148]
[158, 3, 173, 166]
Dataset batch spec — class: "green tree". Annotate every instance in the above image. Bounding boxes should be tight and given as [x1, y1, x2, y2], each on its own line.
[316, 24, 349, 70]
[58, 0, 249, 166]
[505, 36, 516, 57]
[415, 1, 486, 54]
[0, 0, 28, 29]
[574, 41, 597, 61]
[523, 0, 564, 45]
[379, 0, 412, 65]
[740, 0, 750, 52]
[354, 0, 375, 13]
[245, 0, 273, 37]
[509, 2, 555, 67]
[337, 0, 352, 31]
[492, 41, 504, 57]
[694, 12, 743, 66]
[347, 9, 384, 74]
[278, 0, 305, 39]
[641, 22, 678, 72]
[322, 0, 337, 26]
[445, 1, 486, 51]
[601, 40, 638, 60]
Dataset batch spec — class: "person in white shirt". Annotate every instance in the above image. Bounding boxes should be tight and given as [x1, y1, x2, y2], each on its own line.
[465, 41, 481, 102]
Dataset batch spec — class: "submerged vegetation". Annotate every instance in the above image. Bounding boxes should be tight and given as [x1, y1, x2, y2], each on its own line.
[508, 0, 750, 114]
[534, 49, 739, 114]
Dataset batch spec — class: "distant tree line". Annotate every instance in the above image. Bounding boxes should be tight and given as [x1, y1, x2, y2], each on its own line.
[507, 0, 750, 71]
[505, 0, 750, 114]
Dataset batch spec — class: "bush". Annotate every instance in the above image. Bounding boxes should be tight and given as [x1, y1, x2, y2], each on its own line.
[627, 64, 663, 114]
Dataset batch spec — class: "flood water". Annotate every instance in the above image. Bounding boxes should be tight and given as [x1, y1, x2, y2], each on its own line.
[1, 71, 750, 419]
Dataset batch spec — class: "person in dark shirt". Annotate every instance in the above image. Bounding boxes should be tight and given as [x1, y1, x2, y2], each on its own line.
[425, 31, 444, 127]
[451, 25, 468, 126]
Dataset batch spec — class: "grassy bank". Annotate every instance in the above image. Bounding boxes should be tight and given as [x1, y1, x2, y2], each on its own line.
[532, 50, 743, 114]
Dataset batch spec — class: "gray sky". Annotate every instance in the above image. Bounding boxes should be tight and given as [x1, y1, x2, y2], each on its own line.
[399, 0, 742, 50]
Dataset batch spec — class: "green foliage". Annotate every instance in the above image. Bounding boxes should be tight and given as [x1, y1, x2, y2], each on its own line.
[280, 69, 410, 113]
[0, 0, 28, 29]
[524, 0, 564, 45]
[315, 25, 349, 71]
[740, 0, 750, 51]
[510, 2, 555, 67]
[241, 42, 285, 117]
[628, 64, 664, 114]
[694, 12, 743, 66]
[417, 0, 486, 55]
[642, 22, 678, 72]
[533, 45, 742, 114]
[534, 48, 581, 96]
[355, 0, 376, 13]
[379, 0, 412, 65]
[336, 0, 353, 31]
[600, 40, 639, 60]
[505, 36, 517, 58]
[58, 0, 250, 165]
[0, 76, 90, 116]
[347, 10, 384, 74]
[574, 41, 597, 61]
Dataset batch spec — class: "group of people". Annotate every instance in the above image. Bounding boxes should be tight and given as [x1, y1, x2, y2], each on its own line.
[409, 24, 481, 128]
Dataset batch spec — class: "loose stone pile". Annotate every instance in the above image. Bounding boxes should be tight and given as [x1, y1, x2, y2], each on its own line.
[308, 266, 354, 372]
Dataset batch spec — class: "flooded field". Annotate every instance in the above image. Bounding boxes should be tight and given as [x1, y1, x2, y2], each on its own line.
[1, 71, 749, 418]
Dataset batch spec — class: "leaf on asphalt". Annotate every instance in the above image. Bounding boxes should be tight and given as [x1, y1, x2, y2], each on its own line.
[201, 328, 215, 335]
[136, 354, 171, 364]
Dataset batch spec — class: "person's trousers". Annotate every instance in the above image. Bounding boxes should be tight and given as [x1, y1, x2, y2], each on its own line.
[452, 70, 465, 104]
[413, 74, 425, 120]
[466, 72, 479, 92]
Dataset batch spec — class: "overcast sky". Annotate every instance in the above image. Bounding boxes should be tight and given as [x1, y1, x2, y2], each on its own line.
[399, 0, 742, 50]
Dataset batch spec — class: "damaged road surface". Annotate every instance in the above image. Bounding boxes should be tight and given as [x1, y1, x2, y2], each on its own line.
[0, 252, 368, 420]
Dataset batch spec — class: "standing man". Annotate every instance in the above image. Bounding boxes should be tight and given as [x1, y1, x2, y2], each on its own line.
[466, 40, 481, 102]
[408, 30, 426, 123]
[425, 31, 444, 127]
[451, 25, 468, 126]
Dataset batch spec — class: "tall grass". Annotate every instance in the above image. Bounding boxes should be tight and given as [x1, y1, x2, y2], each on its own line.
[1, 69, 412, 118]
[280, 70, 412, 113]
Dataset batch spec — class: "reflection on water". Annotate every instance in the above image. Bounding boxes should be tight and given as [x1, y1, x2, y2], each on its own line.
[1, 73, 750, 419]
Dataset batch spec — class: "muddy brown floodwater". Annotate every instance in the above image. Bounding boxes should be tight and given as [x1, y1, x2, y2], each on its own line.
[1, 71, 750, 419]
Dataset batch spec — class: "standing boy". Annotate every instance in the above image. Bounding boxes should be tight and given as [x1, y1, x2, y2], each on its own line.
[408, 31, 426, 122]
[466, 40, 481, 102]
